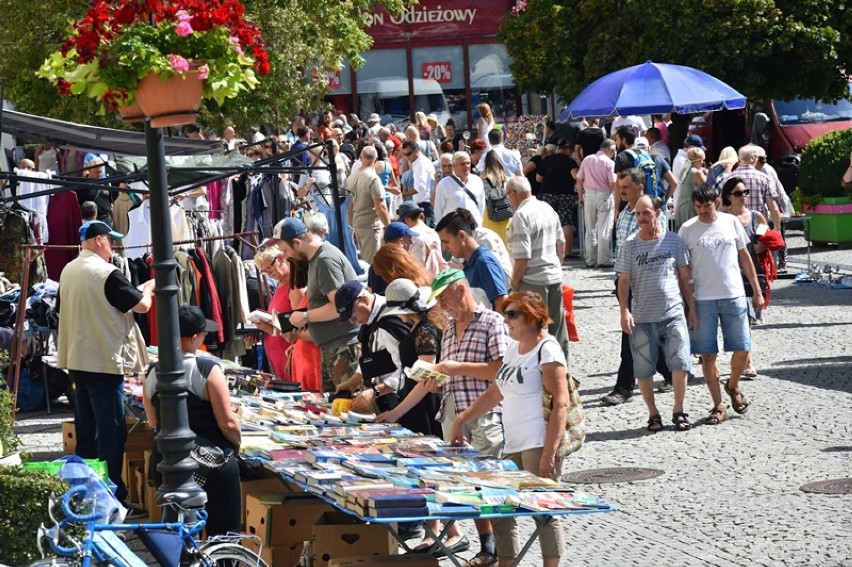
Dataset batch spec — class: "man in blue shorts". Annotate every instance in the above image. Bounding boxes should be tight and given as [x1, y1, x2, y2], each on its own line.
[616, 196, 696, 432]
[678, 184, 764, 425]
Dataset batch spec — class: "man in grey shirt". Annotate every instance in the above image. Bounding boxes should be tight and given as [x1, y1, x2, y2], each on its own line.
[273, 217, 361, 393]
[616, 195, 696, 432]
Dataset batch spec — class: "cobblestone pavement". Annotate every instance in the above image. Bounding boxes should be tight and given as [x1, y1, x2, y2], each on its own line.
[14, 231, 852, 566]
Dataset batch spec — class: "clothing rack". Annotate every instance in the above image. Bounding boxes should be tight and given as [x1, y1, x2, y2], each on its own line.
[6, 230, 266, 422]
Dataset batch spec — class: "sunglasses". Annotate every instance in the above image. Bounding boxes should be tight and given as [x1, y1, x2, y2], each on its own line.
[504, 309, 523, 320]
[731, 190, 750, 197]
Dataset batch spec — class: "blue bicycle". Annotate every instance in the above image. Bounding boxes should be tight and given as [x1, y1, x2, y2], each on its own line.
[29, 485, 268, 567]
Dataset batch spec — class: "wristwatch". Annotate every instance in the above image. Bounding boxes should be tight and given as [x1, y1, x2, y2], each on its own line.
[371, 385, 381, 398]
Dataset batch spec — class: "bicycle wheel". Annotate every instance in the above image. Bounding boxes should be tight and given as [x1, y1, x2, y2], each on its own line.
[25, 559, 76, 567]
[193, 543, 270, 567]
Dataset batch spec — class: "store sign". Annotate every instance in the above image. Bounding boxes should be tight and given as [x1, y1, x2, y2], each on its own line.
[310, 68, 342, 90]
[327, 70, 342, 90]
[367, 1, 513, 42]
[422, 61, 452, 83]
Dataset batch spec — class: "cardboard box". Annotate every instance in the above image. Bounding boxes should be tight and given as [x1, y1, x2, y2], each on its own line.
[133, 466, 146, 510]
[329, 556, 438, 567]
[146, 482, 163, 522]
[244, 537, 303, 567]
[122, 457, 145, 500]
[62, 420, 76, 454]
[312, 511, 396, 567]
[144, 449, 153, 482]
[245, 493, 333, 547]
[240, 476, 286, 525]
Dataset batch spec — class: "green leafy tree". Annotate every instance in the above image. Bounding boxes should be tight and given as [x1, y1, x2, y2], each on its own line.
[498, 0, 852, 106]
[0, 0, 412, 133]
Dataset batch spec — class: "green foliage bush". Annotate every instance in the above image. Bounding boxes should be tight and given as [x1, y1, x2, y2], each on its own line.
[798, 128, 852, 201]
[0, 467, 69, 566]
[0, 377, 22, 458]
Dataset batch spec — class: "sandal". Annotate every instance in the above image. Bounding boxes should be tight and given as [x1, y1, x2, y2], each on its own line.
[646, 414, 663, 432]
[672, 412, 691, 431]
[744, 368, 758, 379]
[725, 383, 750, 414]
[706, 404, 728, 425]
[463, 551, 498, 567]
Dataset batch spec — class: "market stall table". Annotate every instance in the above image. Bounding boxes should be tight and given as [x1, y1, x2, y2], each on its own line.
[273, 470, 615, 567]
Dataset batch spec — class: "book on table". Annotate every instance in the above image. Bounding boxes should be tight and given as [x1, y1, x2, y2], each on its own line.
[350, 489, 430, 508]
[365, 505, 430, 518]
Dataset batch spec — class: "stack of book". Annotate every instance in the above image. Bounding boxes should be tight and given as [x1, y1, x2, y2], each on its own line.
[348, 488, 431, 518]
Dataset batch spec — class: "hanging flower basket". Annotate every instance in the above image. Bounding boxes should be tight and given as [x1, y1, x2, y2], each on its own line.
[117, 101, 145, 123]
[135, 62, 204, 128]
[36, 1, 270, 116]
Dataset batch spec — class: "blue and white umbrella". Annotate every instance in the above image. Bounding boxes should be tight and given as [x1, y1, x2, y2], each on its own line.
[560, 61, 746, 120]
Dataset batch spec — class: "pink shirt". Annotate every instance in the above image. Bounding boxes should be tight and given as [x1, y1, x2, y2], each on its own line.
[576, 151, 616, 193]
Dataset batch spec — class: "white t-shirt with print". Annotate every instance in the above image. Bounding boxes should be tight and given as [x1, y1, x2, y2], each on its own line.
[678, 212, 748, 301]
[495, 338, 567, 455]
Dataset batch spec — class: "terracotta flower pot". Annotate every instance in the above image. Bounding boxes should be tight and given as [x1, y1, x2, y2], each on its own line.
[117, 101, 145, 123]
[135, 64, 204, 128]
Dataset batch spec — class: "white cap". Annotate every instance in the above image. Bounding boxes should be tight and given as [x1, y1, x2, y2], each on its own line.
[634, 136, 649, 150]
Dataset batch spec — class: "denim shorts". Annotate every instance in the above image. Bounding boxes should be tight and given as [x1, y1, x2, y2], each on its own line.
[630, 315, 692, 379]
[690, 297, 751, 354]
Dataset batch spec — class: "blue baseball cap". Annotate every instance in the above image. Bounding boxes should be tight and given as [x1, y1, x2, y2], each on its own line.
[334, 280, 367, 322]
[272, 217, 308, 241]
[384, 221, 418, 242]
[79, 220, 123, 241]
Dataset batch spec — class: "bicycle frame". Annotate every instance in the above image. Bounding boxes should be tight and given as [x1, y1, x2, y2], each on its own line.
[40, 485, 211, 567]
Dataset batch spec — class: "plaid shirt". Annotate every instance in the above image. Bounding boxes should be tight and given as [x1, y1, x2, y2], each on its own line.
[437, 305, 508, 420]
[715, 165, 777, 220]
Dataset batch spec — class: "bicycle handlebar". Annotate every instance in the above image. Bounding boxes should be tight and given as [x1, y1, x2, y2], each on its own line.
[60, 485, 103, 523]
[44, 525, 81, 557]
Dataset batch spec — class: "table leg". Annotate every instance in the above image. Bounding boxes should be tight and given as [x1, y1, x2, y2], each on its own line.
[423, 520, 464, 567]
[510, 515, 552, 567]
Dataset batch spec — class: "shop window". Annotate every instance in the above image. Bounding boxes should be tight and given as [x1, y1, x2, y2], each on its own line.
[469, 44, 518, 125]
[356, 49, 409, 127]
[412, 46, 466, 129]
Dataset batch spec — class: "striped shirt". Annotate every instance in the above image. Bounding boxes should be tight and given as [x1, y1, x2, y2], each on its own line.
[614, 231, 690, 323]
[715, 165, 777, 220]
[437, 306, 508, 420]
[615, 204, 668, 260]
[506, 196, 565, 286]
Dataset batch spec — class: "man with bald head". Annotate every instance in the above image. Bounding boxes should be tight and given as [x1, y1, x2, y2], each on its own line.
[616, 195, 695, 431]
[346, 145, 390, 263]
[603, 169, 674, 406]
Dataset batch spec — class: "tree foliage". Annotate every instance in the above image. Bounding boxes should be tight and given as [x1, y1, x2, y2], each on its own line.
[0, 0, 412, 133]
[498, 0, 852, 106]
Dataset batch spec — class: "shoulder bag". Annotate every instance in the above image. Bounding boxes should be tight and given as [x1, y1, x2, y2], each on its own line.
[536, 339, 586, 458]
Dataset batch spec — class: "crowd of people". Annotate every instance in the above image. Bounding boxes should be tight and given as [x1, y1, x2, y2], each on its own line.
[55, 106, 798, 563]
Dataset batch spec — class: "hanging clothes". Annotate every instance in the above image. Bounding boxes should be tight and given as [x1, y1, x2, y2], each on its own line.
[44, 191, 82, 280]
[190, 247, 226, 344]
[212, 245, 248, 361]
[13, 168, 52, 243]
[0, 209, 46, 288]
[112, 192, 136, 237]
[310, 192, 363, 275]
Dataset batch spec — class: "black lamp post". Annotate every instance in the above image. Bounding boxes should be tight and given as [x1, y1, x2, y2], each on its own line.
[145, 122, 207, 517]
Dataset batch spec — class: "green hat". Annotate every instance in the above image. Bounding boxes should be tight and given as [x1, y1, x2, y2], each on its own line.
[429, 269, 465, 302]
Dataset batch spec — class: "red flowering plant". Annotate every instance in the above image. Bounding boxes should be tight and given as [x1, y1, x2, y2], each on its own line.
[37, 0, 270, 111]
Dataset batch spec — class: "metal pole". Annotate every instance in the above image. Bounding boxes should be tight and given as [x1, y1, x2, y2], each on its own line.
[145, 122, 206, 516]
[326, 140, 346, 251]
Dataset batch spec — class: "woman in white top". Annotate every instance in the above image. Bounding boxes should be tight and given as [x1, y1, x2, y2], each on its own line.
[449, 291, 568, 567]
[476, 102, 495, 144]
